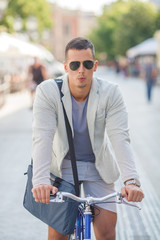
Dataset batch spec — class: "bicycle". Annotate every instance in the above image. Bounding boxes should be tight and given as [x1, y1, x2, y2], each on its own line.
[50, 191, 141, 240]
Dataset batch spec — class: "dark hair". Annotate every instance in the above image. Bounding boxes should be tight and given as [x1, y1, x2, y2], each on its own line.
[65, 37, 95, 60]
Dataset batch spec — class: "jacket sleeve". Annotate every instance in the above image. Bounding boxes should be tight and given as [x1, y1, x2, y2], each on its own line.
[105, 85, 140, 183]
[32, 83, 57, 187]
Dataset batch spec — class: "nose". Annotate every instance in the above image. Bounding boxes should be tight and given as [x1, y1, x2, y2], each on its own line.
[78, 62, 85, 72]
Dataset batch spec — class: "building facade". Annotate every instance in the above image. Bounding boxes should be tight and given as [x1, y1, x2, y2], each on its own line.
[49, 4, 97, 62]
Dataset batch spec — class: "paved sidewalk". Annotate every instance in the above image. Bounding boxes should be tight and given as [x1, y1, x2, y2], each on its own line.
[0, 72, 160, 239]
[0, 91, 48, 240]
[96, 69, 160, 239]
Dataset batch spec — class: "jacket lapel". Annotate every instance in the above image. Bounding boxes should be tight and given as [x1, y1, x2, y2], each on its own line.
[87, 78, 99, 148]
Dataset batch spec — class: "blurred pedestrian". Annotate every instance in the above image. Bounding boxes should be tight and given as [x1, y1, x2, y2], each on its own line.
[144, 58, 158, 102]
[28, 57, 48, 108]
[114, 60, 120, 74]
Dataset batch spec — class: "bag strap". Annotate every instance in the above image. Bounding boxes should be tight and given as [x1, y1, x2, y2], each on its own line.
[55, 79, 80, 196]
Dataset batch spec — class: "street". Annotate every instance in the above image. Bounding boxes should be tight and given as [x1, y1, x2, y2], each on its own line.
[0, 67, 160, 240]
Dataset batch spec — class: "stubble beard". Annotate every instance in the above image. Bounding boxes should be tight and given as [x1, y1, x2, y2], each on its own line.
[77, 84, 87, 89]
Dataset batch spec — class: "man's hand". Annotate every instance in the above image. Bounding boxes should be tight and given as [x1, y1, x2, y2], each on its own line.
[121, 185, 144, 202]
[32, 184, 58, 204]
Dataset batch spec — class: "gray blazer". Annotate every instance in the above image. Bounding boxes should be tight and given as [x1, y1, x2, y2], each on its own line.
[32, 74, 139, 187]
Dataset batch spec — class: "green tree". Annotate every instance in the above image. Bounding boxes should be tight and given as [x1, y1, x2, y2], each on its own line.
[89, 1, 128, 59]
[114, 1, 156, 56]
[89, 0, 158, 59]
[0, 0, 52, 37]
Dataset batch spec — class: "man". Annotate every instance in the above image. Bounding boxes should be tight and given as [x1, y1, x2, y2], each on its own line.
[144, 57, 158, 102]
[28, 56, 48, 107]
[32, 37, 144, 240]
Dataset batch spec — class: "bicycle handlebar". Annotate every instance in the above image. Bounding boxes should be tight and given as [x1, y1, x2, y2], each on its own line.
[50, 191, 141, 210]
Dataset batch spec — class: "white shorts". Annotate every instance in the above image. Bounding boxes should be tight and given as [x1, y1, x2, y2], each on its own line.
[62, 160, 117, 213]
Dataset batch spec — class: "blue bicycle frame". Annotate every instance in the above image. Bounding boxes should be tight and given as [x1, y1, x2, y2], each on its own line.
[84, 205, 92, 239]
[69, 204, 92, 240]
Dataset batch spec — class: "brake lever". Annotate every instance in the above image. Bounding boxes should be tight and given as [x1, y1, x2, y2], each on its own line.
[50, 192, 64, 203]
[117, 193, 141, 210]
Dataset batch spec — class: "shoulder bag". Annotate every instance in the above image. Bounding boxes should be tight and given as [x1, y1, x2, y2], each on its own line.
[23, 79, 79, 235]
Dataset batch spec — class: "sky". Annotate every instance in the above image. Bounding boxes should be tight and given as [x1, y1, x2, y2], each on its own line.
[49, 0, 150, 15]
[48, 0, 151, 15]
[50, 0, 117, 14]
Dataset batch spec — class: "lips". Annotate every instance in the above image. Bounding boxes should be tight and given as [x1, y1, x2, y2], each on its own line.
[78, 77, 85, 82]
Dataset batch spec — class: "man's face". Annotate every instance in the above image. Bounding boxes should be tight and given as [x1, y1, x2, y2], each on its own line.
[64, 48, 98, 92]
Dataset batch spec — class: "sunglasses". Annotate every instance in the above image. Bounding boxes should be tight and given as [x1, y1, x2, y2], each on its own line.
[69, 60, 94, 71]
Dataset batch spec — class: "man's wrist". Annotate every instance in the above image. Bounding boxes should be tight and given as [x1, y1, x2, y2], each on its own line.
[124, 178, 141, 187]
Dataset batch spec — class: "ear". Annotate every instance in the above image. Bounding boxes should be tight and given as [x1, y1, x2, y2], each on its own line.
[93, 60, 98, 72]
[64, 62, 68, 73]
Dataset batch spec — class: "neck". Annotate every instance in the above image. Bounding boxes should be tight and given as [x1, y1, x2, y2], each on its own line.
[70, 89, 89, 102]
[68, 81, 92, 102]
